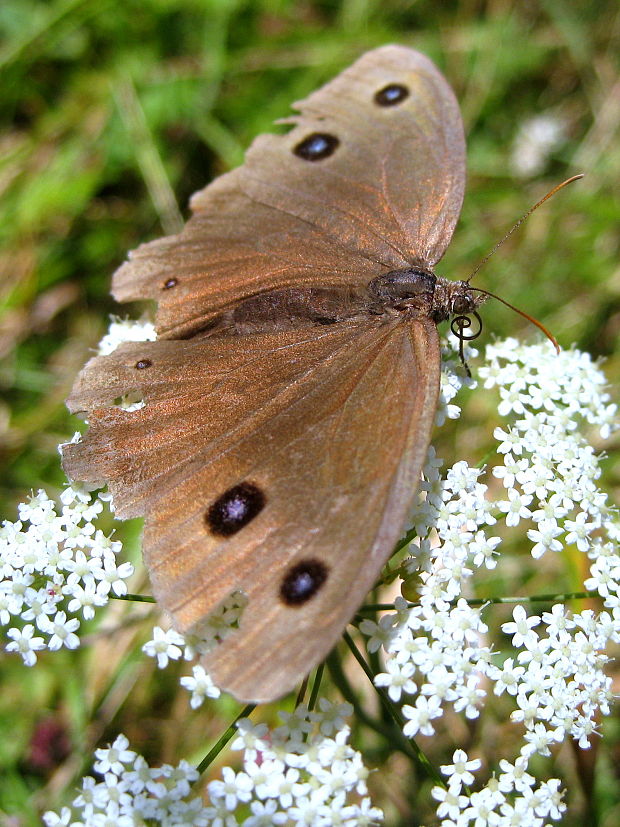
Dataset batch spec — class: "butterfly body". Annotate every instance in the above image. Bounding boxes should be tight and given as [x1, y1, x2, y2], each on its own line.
[64, 45, 473, 702]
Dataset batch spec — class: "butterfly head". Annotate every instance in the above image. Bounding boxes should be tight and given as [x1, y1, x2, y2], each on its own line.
[440, 278, 487, 321]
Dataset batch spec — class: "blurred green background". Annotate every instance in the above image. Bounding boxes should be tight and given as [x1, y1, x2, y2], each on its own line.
[1, 0, 619, 824]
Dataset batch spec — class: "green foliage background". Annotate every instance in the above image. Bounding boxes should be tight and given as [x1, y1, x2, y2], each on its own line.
[1, 0, 619, 824]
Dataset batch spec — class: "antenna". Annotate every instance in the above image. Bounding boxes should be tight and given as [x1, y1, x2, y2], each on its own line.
[468, 286, 560, 353]
[466, 174, 584, 284]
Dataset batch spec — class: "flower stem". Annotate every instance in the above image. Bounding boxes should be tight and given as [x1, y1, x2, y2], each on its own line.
[343, 631, 444, 786]
[196, 703, 256, 774]
[308, 663, 324, 711]
[359, 589, 600, 613]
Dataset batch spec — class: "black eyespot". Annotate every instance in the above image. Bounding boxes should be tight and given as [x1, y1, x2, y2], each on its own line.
[280, 558, 329, 606]
[293, 133, 339, 161]
[374, 83, 409, 107]
[134, 359, 152, 370]
[206, 482, 265, 537]
[163, 277, 178, 289]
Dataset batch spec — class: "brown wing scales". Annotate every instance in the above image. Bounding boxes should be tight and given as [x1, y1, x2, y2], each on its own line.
[64, 318, 440, 701]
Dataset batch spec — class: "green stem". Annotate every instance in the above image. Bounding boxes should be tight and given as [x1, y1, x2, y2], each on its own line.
[308, 663, 324, 711]
[113, 593, 157, 604]
[359, 589, 600, 613]
[295, 675, 309, 707]
[343, 631, 444, 786]
[326, 649, 401, 744]
[196, 704, 256, 774]
[326, 646, 428, 768]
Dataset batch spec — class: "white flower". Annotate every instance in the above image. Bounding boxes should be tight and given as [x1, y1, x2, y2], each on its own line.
[66, 582, 107, 620]
[452, 676, 486, 719]
[497, 488, 533, 527]
[180, 664, 221, 707]
[230, 718, 270, 759]
[142, 626, 185, 668]
[533, 778, 566, 819]
[96, 552, 134, 596]
[564, 512, 596, 551]
[431, 783, 469, 820]
[5, 623, 45, 666]
[470, 532, 501, 569]
[2, 488, 134, 664]
[311, 699, 353, 736]
[42, 806, 73, 826]
[262, 766, 309, 809]
[94, 734, 136, 774]
[358, 613, 397, 652]
[242, 798, 287, 826]
[45, 735, 213, 824]
[374, 657, 417, 701]
[462, 787, 503, 826]
[35, 338, 619, 826]
[489, 657, 526, 696]
[521, 722, 564, 757]
[440, 749, 481, 788]
[502, 606, 541, 648]
[497, 756, 536, 793]
[527, 519, 563, 559]
[541, 604, 575, 636]
[275, 703, 313, 741]
[37, 611, 80, 651]
[207, 766, 253, 811]
[402, 694, 443, 737]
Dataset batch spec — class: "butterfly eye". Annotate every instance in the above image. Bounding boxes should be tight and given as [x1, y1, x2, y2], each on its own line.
[134, 359, 152, 370]
[374, 83, 409, 106]
[452, 295, 475, 314]
[280, 559, 329, 606]
[162, 278, 178, 289]
[206, 482, 266, 537]
[293, 133, 340, 161]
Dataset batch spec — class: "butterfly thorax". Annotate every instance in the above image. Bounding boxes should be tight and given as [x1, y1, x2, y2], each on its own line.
[367, 267, 486, 323]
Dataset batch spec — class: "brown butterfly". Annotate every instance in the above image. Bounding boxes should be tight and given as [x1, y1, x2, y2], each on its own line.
[63, 45, 486, 703]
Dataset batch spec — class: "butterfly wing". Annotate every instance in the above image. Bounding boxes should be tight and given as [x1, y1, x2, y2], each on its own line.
[64, 316, 440, 701]
[113, 45, 465, 339]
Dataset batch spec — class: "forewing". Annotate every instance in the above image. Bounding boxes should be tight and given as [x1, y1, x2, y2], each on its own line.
[113, 45, 465, 339]
[64, 317, 440, 701]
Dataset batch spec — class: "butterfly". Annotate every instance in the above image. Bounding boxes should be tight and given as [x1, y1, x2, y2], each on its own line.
[63, 45, 485, 702]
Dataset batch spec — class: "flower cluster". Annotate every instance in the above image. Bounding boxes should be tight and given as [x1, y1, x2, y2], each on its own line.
[7, 329, 618, 825]
[363, 340, 618, 824]
[1, 486, 134, 666]
[44, 702, 382, 826]
[431, 749, 566, 825]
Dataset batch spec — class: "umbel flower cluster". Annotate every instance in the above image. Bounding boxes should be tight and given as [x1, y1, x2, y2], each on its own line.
[44, 707, 380, 826]
[1, 485, 133, 664]
[1, 318, 617, 826]
[362, 339, 619, 824]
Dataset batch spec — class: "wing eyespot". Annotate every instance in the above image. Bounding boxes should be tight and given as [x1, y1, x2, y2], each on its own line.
[206, 482, 266, 537]
[280, 559, 329, 606]
[374, 83, 410, 107]
[293, 133, 340, 161]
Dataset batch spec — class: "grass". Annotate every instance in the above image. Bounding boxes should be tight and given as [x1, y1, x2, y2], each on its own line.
[1, 0, 619, 824]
